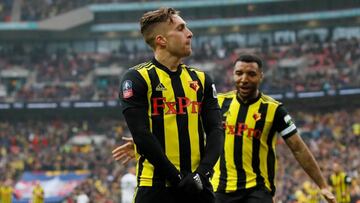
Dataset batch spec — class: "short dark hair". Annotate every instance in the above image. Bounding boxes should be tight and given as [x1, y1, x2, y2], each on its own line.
[235, 54, 263, 69]
[140, 7, 179, 48]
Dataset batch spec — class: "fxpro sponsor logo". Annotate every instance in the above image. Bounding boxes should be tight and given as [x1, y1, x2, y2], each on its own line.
[151, 97, 202, 115]
[223, 122, 262, 139]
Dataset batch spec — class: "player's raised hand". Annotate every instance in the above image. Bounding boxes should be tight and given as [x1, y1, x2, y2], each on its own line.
[112, 137, 135, 165]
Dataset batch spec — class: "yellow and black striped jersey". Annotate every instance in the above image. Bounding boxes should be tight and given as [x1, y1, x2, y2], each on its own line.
[212, 91, 297, 195]
[0, 186, 13, 203]
[119, 58, 220, 187]
[32, 185, 44, 203]
[330, 172, 351, 203]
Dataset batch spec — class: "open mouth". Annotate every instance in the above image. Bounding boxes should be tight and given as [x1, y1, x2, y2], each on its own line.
[239, 86, 251, 94]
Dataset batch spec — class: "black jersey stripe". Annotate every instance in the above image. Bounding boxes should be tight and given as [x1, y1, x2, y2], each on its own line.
[186, 68, 205, 158]
[267, 123, 277, 195]
[217, 97, 233, 192]
[252, 103, 268, 187]
[235, 104, 249, 190]
[170, 74, 192, 174]
[147, 67, 166, 186]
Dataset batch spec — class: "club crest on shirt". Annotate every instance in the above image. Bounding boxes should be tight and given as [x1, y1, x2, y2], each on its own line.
[122, 80, 133, 99]
[253, 112, 262, 121]
[189, 81, 199, 92]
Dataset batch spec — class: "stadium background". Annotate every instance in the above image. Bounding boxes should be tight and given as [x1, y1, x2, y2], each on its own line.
[0, 0, 360, 202]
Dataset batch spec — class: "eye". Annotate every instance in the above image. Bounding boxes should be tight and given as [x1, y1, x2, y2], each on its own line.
[235, 71, 243, 76]
[249, 72, 257, 77]
[177, 24, 185, 31]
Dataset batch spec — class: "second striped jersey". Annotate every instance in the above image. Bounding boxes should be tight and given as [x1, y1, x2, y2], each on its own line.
[212, 91, 297, 195]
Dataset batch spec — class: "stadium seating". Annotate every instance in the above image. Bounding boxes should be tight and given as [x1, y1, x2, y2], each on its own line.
[1, 37, 360, 102]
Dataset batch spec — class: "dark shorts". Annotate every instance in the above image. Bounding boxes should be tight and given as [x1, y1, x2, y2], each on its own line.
[215, 187, 273, 203]
[134, 185, 215, 203]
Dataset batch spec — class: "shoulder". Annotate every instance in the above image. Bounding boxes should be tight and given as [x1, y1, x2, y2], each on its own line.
[260, 93, 282, 106]
[122, 62, 154, 80]
[129, 61, 153, 71]
[217, 90, 236, 100]
[183, 64, 209, 78]
[184, 64, 204, 73]
[217, 91, 236, 106]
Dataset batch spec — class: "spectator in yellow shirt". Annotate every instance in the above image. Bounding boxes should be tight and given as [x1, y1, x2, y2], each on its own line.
[329, 162, 351, 203]
[32, 181, 44, 203]
[0, 180, 13, 203]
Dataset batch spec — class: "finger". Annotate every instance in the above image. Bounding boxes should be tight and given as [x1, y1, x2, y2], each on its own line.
[112, 143, 132, 153]
[122, 157, 131, 165]
[114, 153, 127, 161]
[324, 194, 336, 203]
[112, 146, 125, 154]
[122, 137, 134, 142]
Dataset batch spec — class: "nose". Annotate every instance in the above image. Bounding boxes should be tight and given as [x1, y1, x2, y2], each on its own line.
[187, 28, 193, 38]
[239, 74, 248, 84]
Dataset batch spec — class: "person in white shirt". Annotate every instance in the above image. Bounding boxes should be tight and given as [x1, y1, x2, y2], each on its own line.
[121, 165, 137, 203]
[76, 191, 89, 203]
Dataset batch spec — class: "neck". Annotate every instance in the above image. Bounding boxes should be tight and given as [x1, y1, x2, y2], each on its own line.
[154, 50, 182, 72]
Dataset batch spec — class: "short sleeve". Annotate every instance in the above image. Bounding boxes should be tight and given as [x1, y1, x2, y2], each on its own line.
[201, 73, 220, 111]
[119, 69, 148, 112]
[273, 105, 297, 139]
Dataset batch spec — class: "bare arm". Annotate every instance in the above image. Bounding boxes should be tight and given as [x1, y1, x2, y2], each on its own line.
[285, 133, 336, 203]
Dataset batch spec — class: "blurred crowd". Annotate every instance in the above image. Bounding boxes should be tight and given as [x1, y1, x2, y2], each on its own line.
[0, 108, 360, 202]
[1, 37, 360, 102]
[0, 0, 167, 22]
[0, 118, 129, 202]
[276, 108, 360, 203]
[210, 36, 360, 93]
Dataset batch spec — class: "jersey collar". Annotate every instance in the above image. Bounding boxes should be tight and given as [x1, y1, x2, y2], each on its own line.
[152, 58, 183, 76]
[236, 92, 262, 105]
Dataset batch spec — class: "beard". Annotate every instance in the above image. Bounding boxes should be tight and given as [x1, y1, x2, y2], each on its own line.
[236, 85, 258, 101]
[169, 43, 192, 58]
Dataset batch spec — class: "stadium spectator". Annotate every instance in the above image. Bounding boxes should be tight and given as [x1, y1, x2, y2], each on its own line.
[0, 179, 13, 203]
[121, 165, 137, 203]
[32, 181, 44, 203]
[329, 162, 352, 203]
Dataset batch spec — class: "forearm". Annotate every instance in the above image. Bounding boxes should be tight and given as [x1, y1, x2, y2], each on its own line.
[124, 108, 182, 185]
[294, 146, 327, 188]
[286, 135, 328, 189]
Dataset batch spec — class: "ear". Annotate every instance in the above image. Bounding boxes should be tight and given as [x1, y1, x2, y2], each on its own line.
[155, 35, 167, 47]
[260, 71, 264, 81]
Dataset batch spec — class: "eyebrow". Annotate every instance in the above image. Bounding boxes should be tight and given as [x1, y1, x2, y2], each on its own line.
[176, 23, 186, 29]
